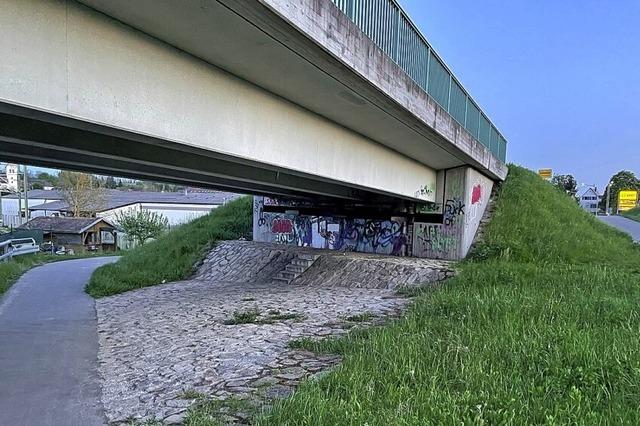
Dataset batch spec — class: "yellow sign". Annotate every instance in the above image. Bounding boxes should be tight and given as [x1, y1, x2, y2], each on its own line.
[538, 169, 552, 179]
[618, 190, 638, 212]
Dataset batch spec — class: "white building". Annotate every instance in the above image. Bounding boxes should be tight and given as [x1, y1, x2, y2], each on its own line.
[30, 190, 240, 225]
[1, 189, 63, 228]
[576, 186, 601, 215]
[4, 164, 19, 192]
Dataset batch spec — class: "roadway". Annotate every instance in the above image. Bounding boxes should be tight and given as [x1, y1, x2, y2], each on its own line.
[0, 257, 117, 426]
[598, 215, 640, 242]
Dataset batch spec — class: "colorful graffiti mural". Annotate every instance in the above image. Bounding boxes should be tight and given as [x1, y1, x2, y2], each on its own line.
[253, 198, 408, 256]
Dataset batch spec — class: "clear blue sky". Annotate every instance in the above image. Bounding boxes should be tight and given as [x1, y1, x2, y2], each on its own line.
[398, 0, 640, 190]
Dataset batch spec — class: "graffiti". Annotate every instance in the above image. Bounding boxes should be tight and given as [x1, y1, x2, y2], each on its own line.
[443, 198, 465, 227]
[271, 218, 293, 234]
[414, 184, 435, 199]
[336, 219, 406, 255]
[417, 202, 441, 214]
[471, 185, 482, 204]
[466, 181, 490, 227]
[253, 198, 267, 227]
[264, 197, 313, 209]
[253, 196, 409, 256]
[256, 213, 407, 255]
[414, 223, 457, 255]
[293, 216, 312, 247]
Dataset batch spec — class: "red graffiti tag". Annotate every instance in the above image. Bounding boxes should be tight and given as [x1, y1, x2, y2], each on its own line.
[471, 185, 482, 204]
[271, 218, 294, 234]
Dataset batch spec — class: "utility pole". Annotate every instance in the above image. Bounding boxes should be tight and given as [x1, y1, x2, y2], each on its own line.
[605, 183, 611, 216]
[22, 165, 29, 223]
[17, 189, 22, 226]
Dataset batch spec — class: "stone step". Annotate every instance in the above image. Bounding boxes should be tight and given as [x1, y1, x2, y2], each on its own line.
[272, 276, 293, 284]
[291, 259, 314, 267]
[277, 271, 298, 280]
[273, 253, 321, 285]
[297, 253, 320, 261]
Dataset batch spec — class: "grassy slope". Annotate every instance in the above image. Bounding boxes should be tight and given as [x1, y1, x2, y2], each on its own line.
[86, 197, 252, 298]
[0, 253, 112, 297]
[254, 166, 640, 424]
[622, 206, 640, 222]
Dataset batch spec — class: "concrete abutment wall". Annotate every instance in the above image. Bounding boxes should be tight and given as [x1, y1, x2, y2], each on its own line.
[253, 166, 494, 260]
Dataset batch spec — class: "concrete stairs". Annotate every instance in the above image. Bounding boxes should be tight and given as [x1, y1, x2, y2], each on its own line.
[272, 253, 320, 284]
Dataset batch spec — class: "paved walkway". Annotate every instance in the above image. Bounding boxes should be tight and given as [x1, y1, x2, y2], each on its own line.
[599, 215, 640, 241]
[0, 257, 118, 426]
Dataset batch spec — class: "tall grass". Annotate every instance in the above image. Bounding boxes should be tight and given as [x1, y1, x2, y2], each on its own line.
[86, 197, 252, 298]
[622, 206, 640, 222]
[256, 166, 640, 424]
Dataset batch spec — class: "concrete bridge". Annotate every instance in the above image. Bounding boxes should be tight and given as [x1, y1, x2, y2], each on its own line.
[0, 0, 508, 259]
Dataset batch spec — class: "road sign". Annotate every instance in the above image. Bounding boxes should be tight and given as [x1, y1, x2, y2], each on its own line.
[538, 169, 552, 180]
[618, 190, 638, 212]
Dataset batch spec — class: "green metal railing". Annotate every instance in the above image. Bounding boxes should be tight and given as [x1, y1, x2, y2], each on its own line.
[331, 0, 507, 162]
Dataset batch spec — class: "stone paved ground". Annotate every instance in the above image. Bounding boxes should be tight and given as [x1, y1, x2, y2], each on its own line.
[96, 278, 410, 424]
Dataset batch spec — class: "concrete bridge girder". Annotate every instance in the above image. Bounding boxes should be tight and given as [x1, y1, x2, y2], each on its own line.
[0, 0, 437, 203]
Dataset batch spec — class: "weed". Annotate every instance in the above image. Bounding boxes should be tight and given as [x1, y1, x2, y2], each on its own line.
[344, 312, 374, 322]
[223, 307, 261, 325]
[179, 389, 207, 400]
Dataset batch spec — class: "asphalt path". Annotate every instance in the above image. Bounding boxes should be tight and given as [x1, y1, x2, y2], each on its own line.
[598, 215, 640, 242]
[0, 257, 118, 426]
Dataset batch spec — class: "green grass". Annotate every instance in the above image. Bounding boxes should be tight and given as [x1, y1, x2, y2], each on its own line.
[223, 307, 262, 325]
[0, 252, 113, 297]
[86, 197, 252, 298]
[622, 206, 640, 222]
[252, 165, 640, 425]
[185, 396, 258, 426]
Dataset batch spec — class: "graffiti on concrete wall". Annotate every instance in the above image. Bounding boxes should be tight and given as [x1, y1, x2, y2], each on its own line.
[443, 197, 465, 226]
[412, 168, 468, 259]
[253, 198, 408, 256]
[466, 183, 485, 226]
[414, 183, 435, 199]
[414, 223, 457, 255]
[417, 202, 441, 214]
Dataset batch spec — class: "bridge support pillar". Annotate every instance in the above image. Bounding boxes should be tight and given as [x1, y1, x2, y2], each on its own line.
[412, 167, 494, 260]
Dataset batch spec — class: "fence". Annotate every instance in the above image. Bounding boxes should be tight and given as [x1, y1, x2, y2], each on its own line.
[331, 0, 507, 162]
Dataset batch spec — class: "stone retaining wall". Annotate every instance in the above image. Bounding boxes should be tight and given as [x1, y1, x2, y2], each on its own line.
[196, 241, 455, 289]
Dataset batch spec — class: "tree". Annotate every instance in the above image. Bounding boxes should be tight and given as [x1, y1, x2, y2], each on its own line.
[116, 209, 169, 246]
[59, 171, 106, 217]
[36, 171, 59, 187]
[600, 170, 640, 212]
[550, 174, 578, 197]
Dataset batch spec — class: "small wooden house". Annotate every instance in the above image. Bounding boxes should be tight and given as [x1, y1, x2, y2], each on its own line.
[18, 216, 117, 252]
